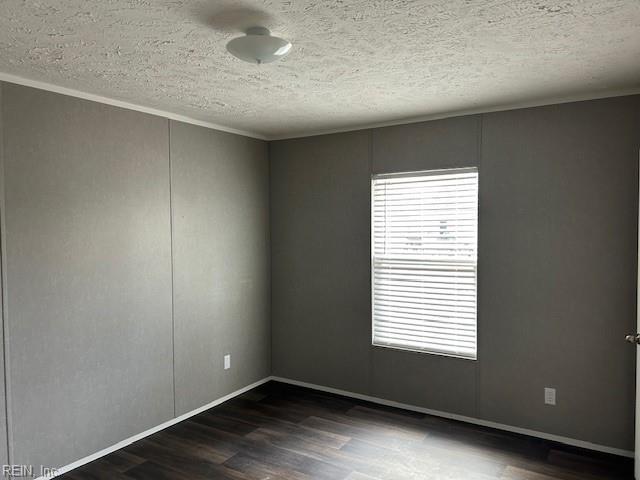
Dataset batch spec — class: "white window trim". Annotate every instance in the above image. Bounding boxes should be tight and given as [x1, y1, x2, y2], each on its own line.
[370, 167, 478, 360]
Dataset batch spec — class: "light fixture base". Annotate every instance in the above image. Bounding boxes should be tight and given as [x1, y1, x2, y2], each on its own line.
[245, 26, 270, 36]
[226, 26, 292, 64]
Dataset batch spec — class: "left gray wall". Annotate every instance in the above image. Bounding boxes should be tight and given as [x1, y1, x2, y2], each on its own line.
[0, 78, 9, 468]
[0, 82, 270, 470]
[2, 83, 174, 469]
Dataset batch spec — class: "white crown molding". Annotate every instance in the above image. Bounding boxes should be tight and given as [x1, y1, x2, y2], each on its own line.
[271, 376, 634, 458]
[269, 87, 640, 141]
[2, 71, 639, 143]
[0, 72, 268, 141]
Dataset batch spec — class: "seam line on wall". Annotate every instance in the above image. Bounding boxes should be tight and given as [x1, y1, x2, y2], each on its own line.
[0, 82, 12, 464]
[268, 142, 274, 376]
[168, 119, 176, 418]
[475, 114, 483, 420]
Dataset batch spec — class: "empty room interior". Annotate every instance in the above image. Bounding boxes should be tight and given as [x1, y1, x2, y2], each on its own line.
[0, 1, 639, 479]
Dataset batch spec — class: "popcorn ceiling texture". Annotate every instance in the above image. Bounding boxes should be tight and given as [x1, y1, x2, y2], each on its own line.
[0, 0, 639, 138]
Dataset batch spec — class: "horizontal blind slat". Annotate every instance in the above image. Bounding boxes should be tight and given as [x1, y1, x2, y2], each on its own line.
[372, 168, 478, 359]
[374, 321, 475, 335]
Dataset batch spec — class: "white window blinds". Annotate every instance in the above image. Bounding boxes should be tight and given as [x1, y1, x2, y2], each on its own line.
[372, 167, 478, 360]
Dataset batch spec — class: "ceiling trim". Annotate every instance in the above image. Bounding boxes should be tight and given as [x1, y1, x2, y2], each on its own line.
[1, 71, 638, 142]
[269, 87, 640, 141]
[0, 72, 269, 141]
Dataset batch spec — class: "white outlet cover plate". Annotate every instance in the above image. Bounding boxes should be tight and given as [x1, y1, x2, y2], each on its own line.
[544, 387, 556, 405]
[224, 354, 231, 370]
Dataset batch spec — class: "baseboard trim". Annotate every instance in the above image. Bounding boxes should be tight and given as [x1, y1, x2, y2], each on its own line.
[36, 374, 634, 479]
[37, 376, 272, 479]
[271, 376, 634, 459]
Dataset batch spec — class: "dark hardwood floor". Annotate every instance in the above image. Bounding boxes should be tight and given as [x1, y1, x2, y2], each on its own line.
[61, 381, 632, 480]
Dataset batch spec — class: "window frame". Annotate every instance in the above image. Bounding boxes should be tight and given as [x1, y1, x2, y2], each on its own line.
[370, 167, 479, 361]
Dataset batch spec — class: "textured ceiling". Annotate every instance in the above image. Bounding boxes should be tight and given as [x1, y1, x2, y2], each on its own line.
[0, 0, 639, 139]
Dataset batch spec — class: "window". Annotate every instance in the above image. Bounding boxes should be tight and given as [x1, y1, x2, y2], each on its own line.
[371, 167, 478, 360]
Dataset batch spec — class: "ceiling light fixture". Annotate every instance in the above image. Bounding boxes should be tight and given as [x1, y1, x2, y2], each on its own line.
[226, 27, 291, 64]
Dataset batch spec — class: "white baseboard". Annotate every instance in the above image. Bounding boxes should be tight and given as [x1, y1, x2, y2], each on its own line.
[35, 373, 633, 479]
[271, 376, 634, 459]
[36, 376, 272, 479]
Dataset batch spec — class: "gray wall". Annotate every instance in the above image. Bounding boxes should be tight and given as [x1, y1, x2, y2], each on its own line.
[0, 81, 636, 469]
[271, 131, 372, 394]
[0, 83, 270, 469]
[170, 121, 270, 415]
[270, 95, 640, 450]
[0, 80, 8, 467]
[2, 84, 174, 469]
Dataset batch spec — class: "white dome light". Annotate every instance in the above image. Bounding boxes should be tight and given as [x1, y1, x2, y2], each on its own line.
[226, 27, 292, 64]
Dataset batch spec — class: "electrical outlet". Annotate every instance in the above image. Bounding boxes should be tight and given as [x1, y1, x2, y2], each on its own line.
[544, 387, 556, 405]
[224, 354, 231, 370]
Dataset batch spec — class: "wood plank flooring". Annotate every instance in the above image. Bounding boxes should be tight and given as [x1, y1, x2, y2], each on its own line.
[61, 381, 632, 480]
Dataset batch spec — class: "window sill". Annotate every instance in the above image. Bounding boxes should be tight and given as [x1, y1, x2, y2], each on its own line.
[371, 342, 477, 361]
